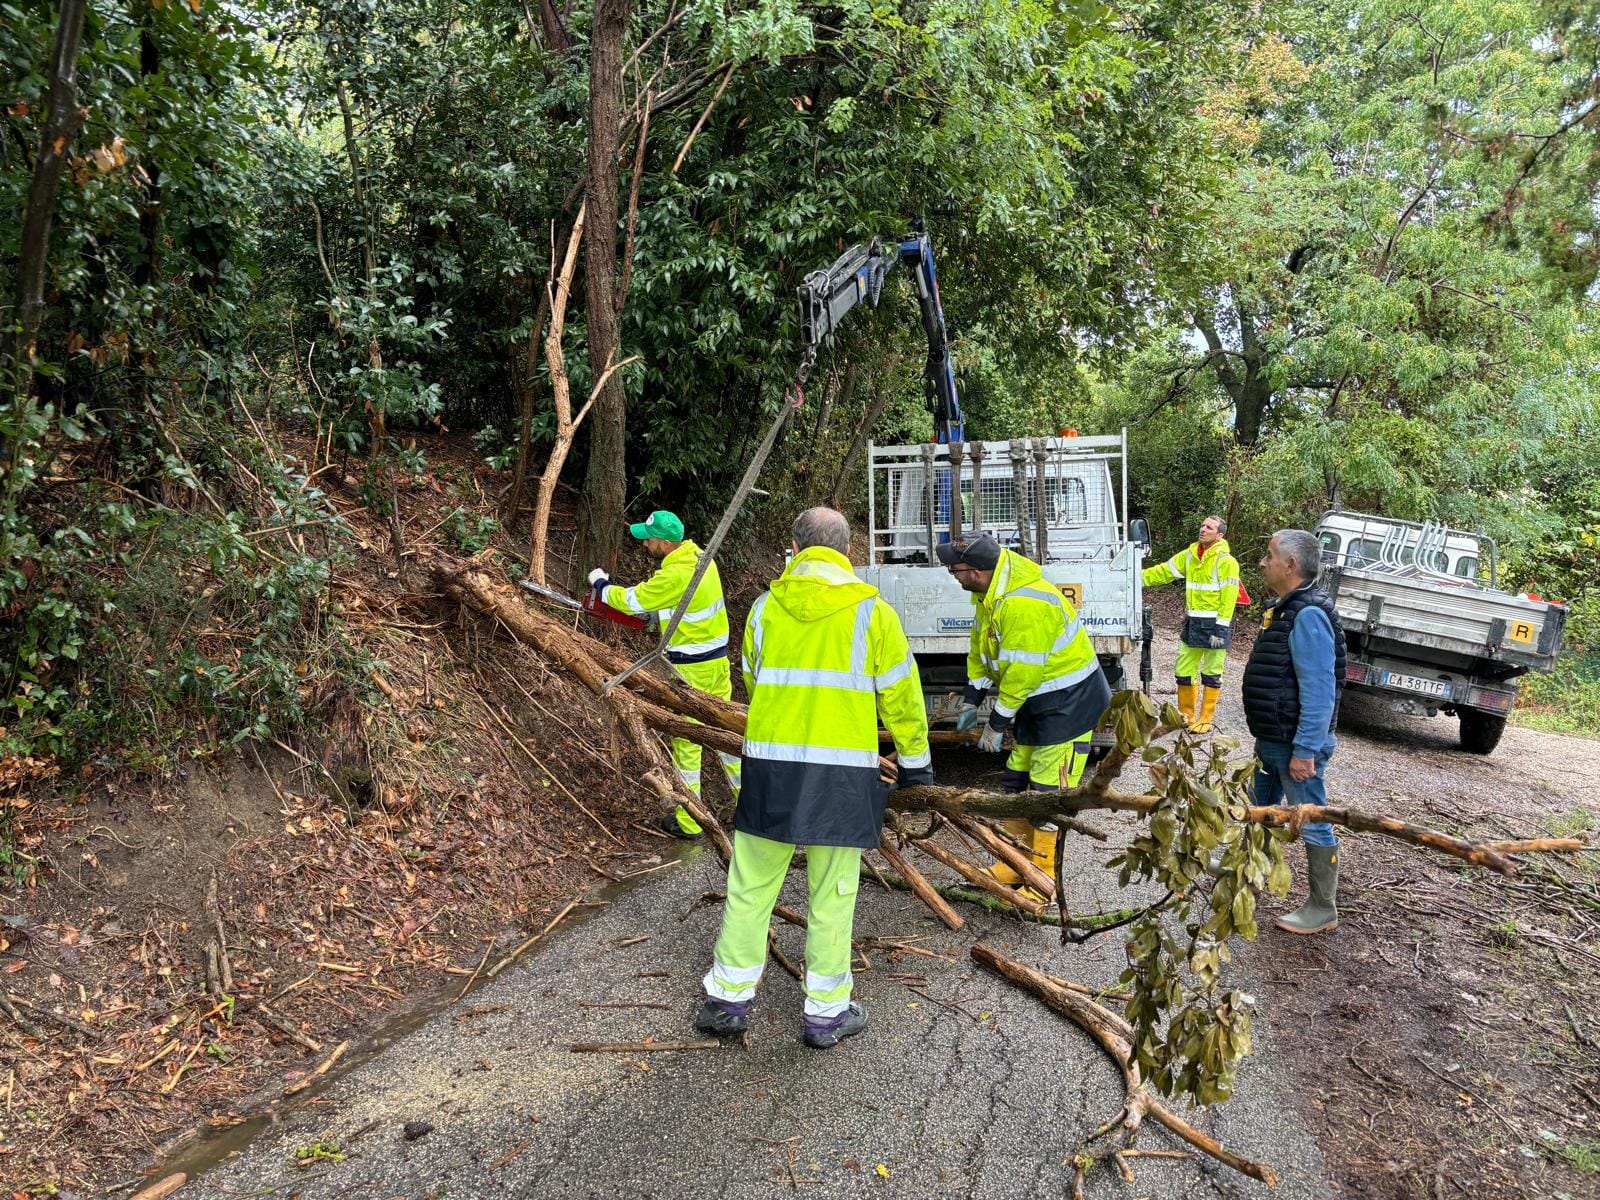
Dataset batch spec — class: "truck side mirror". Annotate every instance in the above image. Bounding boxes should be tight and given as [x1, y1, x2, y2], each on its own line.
[1129, 518, 1151, 549]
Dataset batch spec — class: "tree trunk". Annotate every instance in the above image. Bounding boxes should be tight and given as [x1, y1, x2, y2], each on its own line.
[579, 0, 633, 572]
[1195, 300, 1272, 448]
[536, 0, 571, 52]
[3, 0, 89, 483]
[1231, 304, 1271, 447]
[335, 77, 385, 447]
[130, 5, 162, 422]
[528, 209, 639, 585]
[502, 280, 550, 517]
[528, 206, 586, 584]
[1231, 361, 1271, 447]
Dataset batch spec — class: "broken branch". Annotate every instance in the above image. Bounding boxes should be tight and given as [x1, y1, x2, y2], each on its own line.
[282, 1039, 348, 1096]
[971, 943, 1279, 1188]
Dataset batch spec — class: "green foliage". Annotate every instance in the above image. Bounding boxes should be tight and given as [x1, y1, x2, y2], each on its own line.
[440, 506, 499, 555]
[0, 1, 362, 773]
[1546, 807, 1596, 839]
[1516, 651, 1600, 737]
[293, 1140, 347, 1165]
[6, 401, 361, 769]
[1095, 0, 1599, 612]
[2, 0, 282, 755]
[231, 0, 1257, 526]
[1103, 691, 1293, 1107]
[1090, 365, 1231, 556]
[622, 0, 1249, 512]
[1542, 1131, 1600, 1175]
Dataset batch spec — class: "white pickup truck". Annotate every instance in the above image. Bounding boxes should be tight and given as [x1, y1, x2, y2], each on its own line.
[1316, 511, 1568, 754]
[857, 432, 1151, 742]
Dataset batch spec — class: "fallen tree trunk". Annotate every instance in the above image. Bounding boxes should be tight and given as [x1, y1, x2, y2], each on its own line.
[623, 697, 1527, 879]
[877, 838, 964, 931]
[886, 787, 1521, 875]
[432, 554, 1528, 883]
[971, 943, 1280, 1190]
[643, 693, 1513, 885]
[430, 554, 733, 860]
[911, 834, 1046, 916]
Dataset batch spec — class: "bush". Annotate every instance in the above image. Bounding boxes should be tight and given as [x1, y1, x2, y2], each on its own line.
[1514, 590, 1600, 737]
[1516, 651, 1600, 737]
[1, 400, 363, 772]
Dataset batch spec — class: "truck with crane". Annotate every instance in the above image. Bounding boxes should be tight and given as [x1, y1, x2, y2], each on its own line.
[797, 232, 1152, 737]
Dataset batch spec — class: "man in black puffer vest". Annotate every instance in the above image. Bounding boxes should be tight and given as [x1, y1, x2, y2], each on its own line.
[1241, 528, 1346, 935]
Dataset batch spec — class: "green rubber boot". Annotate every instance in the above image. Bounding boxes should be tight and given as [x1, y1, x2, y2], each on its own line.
[1275, 843, 1339, 935]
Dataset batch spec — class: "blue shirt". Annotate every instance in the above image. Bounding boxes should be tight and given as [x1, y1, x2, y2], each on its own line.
[1287, 604, 1338, 759]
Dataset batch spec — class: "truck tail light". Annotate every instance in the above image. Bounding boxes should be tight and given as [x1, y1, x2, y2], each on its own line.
[1345, 662, 1370, 685]
[1466, 686, 1515, 713]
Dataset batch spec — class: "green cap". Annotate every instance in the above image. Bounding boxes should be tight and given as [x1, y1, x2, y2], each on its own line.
[628, 510, 684, 541]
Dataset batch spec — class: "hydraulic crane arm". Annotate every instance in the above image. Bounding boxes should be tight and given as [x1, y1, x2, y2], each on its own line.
[797, 231, 965, 443]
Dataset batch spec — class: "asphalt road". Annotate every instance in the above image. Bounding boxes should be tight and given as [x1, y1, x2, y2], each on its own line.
[181, 822, 1330, 1200]
[153, 605, 1600, 1200]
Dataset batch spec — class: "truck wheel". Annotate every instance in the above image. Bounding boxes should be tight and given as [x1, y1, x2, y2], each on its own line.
[1458, 709, 1507, 755]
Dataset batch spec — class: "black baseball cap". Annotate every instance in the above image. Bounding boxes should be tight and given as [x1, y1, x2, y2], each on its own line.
[936, 533, 1002, 571]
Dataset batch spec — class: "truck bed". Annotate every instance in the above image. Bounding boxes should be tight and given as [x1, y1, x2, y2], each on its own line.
[1323, 564, 1565, 675]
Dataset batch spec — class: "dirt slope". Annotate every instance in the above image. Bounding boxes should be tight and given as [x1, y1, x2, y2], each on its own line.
[0, 434, 736, 1193]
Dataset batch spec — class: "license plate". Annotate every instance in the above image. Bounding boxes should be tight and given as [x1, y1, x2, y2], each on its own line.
[1382, 671, 1449, 698]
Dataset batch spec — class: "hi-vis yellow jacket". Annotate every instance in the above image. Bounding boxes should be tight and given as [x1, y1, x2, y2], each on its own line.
[739, 547, 931, 849]
[1142, 538, 1240, 648]
[602, 540, 728, 661]
[966, 549, 1110, 743]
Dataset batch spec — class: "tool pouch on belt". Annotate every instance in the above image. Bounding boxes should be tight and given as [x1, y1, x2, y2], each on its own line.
[1181, 614, 1233, 651]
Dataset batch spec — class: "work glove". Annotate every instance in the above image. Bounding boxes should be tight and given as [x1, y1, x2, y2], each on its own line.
[897, 762, 935, 789]
[587, 567, 610, 592]
[977, 714, 1009, 754]
[1208, 634, 1226, 649]
[954, 681, 989, 731]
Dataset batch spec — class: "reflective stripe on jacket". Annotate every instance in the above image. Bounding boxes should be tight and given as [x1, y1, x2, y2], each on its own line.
[965, 548, 1111, 743]
[1142, 538, 1241, 648]
[738, 547, 930, 849]
[602, 539, 729, 658]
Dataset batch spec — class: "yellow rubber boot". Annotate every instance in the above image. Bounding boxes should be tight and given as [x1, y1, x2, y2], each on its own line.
[1176, 681, 1197, 725]
[1191, 685, 1222, 734]
[1017, 825, 1058, 905]
[988, 818, 1032, 886]
[1030, 825, 1058, 875]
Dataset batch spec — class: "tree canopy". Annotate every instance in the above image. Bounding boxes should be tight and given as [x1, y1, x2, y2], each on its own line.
[2, 0, 1597, 761]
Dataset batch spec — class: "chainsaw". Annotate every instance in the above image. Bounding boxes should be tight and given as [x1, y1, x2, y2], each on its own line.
[516, 579, 650, 631]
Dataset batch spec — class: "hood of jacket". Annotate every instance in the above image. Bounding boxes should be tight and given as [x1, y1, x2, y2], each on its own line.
[981, 547, 1045, 606]
[769, 546, 877, 622]
[661, 540, 701, 570]
[1194, 537, 1232, 566]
